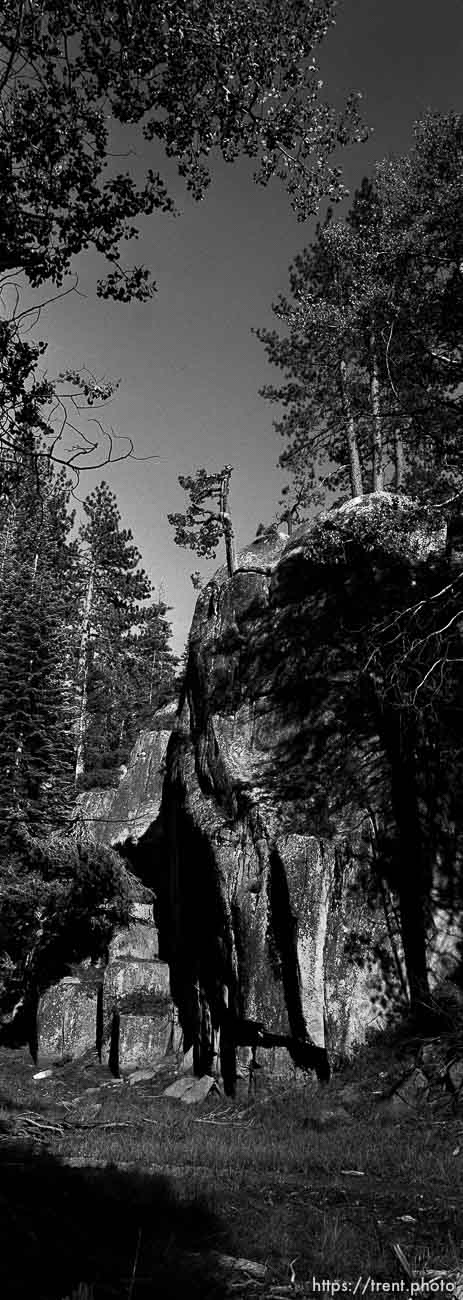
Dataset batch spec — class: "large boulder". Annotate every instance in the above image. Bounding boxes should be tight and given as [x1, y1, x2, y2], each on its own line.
[107, 920, 159, 962]
[100, 895, 177, 1076]
[110, 1005, 180, 1073]
[37, 971, 102, 1064]
[157, 494, 458, 1087]
[36, 873, 179, 1074]
[103, 956, 170, 1013]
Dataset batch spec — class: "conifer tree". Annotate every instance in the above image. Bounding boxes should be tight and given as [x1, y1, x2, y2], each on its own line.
[0, 448, 79, 835]
[168, 466, 237, 581]
[126, 599, 178, 733]
[76, 481, 153, 785]
[257, 113, 463, 519]
[256, 187, 399, 512]
[373, 112, 463, 504]
[255, 218, 366, 511]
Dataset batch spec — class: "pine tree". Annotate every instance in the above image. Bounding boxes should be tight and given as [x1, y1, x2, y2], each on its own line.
[0, 448, 79, 836]
[257, 114, 463, 520]
[76, 481, 153, 785]
[374, 112, 463, 504]
[256, 183, 405, 513]
[125, 599, 178, 735]
[255, 215, 367, 514]
[168, 466, 237, 580]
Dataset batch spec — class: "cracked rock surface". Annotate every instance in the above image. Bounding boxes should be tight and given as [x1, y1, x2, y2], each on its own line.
[159, 495, 451, 1085]
[77, 496, 459, 1088]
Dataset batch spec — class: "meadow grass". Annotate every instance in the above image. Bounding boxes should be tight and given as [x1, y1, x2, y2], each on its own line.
[0, 1042, 462, 1298]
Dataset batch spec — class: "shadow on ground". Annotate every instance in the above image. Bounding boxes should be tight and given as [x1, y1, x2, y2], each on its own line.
[0, 1135, 231, 1299]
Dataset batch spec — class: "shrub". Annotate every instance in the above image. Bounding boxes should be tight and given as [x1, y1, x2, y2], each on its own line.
[0, 823, 130, 1026]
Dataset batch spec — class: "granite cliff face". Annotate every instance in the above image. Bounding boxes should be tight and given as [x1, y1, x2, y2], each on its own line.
[62, 494, 460, 1091]
[158, 493, 458, 1088]
[77, 702, 177, 851]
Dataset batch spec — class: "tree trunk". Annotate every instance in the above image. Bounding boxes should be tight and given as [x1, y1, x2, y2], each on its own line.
[0, 503, 15, 581]
[282, 506, 299, 536]
[369, 331, 384, 491]
[220, 469, 237, 575]
[393, 427, 405, 491]
[148, 648, 156, 707]
[339, 359, 364, 497]
[14, 550, 39, 779]
[398, 883, 432, 1020]
[75, 562, 95, 783]
[378, 708, 433, 1023]
[223, 515, 237, 575]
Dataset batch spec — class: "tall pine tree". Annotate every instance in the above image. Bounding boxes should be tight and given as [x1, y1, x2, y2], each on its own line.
[76, 482, 176, 786]
[0, 447, 79, 836]
[257, 112, 463, 519]
[126, 598, 178, 734]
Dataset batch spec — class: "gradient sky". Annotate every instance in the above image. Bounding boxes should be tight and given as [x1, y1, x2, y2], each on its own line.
[28, 0, 463, 656]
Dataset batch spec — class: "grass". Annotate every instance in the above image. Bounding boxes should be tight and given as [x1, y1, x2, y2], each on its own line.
[0, 1030, 462, 1300]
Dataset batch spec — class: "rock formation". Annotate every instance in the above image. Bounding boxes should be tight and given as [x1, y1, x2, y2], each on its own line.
[36, 706, 180, 1075]
[37, 875, 181, 1075]
[76, 702, 177, 848]
[36, 493, 462, 1091]
[158, 492, 459, 1090]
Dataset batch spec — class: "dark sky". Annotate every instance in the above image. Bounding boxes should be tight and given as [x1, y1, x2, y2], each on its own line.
[34, 0, 463, 655]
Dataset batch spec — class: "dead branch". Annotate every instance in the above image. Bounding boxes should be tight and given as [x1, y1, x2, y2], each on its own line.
[9, 1111, 65, 1140]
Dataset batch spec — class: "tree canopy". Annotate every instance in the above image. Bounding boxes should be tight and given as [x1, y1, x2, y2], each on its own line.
[0, 0, 364, 300]
[256, 112, 463, 516]
[0, 0, 367, 497]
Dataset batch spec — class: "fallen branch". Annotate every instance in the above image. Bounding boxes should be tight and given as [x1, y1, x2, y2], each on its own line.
[65, 1120, 134, 1131]
[193, 1104, 255, 1127]
[194, 1252, 267, 1281]
[11, 1112, 65, 1139]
